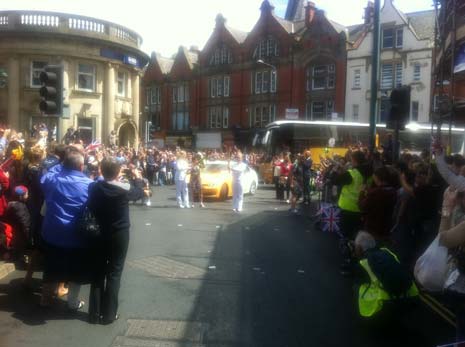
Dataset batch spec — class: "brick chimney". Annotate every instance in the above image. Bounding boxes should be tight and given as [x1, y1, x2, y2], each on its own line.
[364, 1, 374, 24]
[305, 2, 316, 26]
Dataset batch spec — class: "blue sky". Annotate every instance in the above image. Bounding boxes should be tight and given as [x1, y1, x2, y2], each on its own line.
[1, 0, 435, 56]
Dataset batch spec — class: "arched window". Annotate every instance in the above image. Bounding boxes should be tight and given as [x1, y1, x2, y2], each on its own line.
[253, 36, 279, 60]
[209, 44, 233, 65]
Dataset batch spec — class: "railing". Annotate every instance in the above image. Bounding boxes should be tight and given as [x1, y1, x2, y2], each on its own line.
[0, 10, 142, 48]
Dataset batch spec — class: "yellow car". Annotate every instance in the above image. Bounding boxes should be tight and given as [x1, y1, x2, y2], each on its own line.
[201, 161, 258, 200]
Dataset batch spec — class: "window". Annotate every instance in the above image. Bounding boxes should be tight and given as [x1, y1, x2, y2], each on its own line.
[353, 69, 361, 88]
[307, 100, 335, 120]
[209, 76, 230, 98]
[173, 83, 188, 103]
[381, 63, 393, 89]
[396, 28, 403, 48]
[382, 28, 394, 48]
[31, 61, 48, 88]
[353, 104, 359, 121]
[224, 76, 230, 97]
[395, 63, 402, 87]
[151, 86, 161, 105]
[251, 104, 276, 128]
[209, 45, 233, 65]
[270, 70, 277, 92]
[413, 63, 421, 82]
[310, 64, 335, 90]
[77, 63, 95, 92]
[382, 28, 403, 49]
[253, 36, 279, 60]
[311, 102, 326, 119]
[208, 106, 229, 129]
[117, 71, 126, 96]
[172, 82, 190, 131]
[411, 101, 419, 121]
[381, 62, 402, 89]
[253, 70, 277, 94]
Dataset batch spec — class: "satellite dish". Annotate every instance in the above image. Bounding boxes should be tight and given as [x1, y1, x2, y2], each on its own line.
[328, 138, 336, 148]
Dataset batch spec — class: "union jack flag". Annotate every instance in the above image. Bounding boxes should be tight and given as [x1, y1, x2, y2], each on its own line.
[85, 139, 102, 152]
[320, 205, 341, 235]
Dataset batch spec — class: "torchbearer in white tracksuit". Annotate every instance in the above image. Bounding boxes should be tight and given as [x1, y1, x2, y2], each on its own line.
[230, 151, 247, 212]
[175, 151, 190, 208]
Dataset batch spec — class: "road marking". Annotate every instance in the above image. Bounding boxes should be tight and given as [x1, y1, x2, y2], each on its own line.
[420, 293, 456, 327]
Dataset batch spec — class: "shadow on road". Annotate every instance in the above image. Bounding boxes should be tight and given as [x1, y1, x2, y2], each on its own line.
[181, 209, 455, 347]
[0, 278, 87, 326]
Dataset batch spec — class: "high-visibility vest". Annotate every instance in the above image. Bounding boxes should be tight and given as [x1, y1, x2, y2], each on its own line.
[338, 169, 363, 212]
[358, 248, 419, 317]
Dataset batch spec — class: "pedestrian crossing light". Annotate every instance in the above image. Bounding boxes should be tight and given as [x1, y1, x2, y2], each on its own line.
[39, 65, 63, 116]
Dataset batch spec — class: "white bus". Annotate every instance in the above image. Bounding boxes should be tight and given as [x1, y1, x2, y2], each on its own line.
[255, 120, 465, 155]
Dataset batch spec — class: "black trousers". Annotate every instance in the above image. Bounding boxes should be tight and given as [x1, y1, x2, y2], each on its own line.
[146, 167, 155, 185]
[303, 176, 311, 203]
[340, 209, 362, 240]
[89, 231, 129, 321]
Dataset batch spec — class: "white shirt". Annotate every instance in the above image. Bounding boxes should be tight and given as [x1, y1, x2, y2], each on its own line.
[175, 159, 189, 181]
[231, 162, 247, 184]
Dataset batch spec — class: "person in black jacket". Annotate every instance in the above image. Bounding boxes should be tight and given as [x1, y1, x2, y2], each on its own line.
[87, 157, 139, 324]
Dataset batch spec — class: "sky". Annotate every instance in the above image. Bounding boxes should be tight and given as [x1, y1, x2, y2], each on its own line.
[1, 0, 434, 58]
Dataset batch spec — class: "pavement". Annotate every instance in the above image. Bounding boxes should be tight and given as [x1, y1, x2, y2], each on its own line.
[0, 185, 457, 347]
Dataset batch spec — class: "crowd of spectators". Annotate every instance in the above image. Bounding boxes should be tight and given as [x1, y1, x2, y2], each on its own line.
[269, 144, 465, 341]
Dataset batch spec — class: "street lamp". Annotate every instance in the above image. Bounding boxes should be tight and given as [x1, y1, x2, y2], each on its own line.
[256, 59, 276, 70]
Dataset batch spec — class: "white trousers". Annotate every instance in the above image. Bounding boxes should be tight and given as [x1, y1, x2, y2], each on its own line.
[232, 181, 244, 211]
[176, 180, 189, 207]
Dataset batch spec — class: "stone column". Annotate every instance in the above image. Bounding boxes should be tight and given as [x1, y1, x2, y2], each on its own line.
[132, 72, 140, 147]
[104, 63, 115, 145]
[7, 56, 20, 130]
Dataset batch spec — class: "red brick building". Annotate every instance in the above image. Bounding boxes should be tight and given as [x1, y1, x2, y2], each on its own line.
[142, 0, 348, 149]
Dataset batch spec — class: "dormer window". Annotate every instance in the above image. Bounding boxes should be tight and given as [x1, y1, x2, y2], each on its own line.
[209, 45, 232, 65]
[253, 36, 279, 60]
[382, 27, 403, 49]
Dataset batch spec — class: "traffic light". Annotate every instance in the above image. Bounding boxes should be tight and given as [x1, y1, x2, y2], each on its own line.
[387, 86, 410, 130]
[39, 65, 63, 116]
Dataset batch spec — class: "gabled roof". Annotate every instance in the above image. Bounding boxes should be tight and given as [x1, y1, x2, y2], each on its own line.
[226, 25, 248, 44]
[328, 19, 347, 35]
[406, 10, 435, 40]
[173, 46, 198, 70]
[157, 55, 174, 74]
[273, 14, 295, 34]
[347, 23, 367, 43]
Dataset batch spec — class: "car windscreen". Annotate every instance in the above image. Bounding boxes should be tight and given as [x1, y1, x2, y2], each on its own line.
[205, 164, 228, 172]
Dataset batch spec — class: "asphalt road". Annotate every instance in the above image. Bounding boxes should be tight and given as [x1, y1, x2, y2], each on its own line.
[0, 186, 456, 347]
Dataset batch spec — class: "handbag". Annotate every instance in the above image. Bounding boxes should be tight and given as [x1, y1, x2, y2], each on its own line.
[77, 206, 101, 240]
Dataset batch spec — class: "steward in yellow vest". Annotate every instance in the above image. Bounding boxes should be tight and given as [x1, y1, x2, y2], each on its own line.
[330, 151, 370, 240]
[354, 231, 419, 317]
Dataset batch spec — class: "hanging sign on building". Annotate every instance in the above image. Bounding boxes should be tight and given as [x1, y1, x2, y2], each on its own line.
[454, 42, 465, 74]
[285, 108, 299, 120]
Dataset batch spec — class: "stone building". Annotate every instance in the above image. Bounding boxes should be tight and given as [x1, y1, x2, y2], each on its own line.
[345, 0, 435, 123]
[0, 10, 148, 146]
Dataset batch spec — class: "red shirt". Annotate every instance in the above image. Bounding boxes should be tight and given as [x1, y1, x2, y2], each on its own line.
[279, 162, 292, 177]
